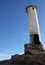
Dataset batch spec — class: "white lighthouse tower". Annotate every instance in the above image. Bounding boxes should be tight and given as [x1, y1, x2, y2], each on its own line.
[26, 5, 41, 44]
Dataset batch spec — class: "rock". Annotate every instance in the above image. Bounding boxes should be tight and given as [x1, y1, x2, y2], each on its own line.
[37, 54, 45, 65]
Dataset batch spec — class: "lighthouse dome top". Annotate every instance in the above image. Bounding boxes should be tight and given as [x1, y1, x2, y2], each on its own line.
[26, 5, 37, 13]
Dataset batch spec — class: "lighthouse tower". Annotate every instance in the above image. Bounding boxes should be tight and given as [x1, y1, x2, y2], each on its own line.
[24, 5, 43, 54]
[26, 5, 41, 44]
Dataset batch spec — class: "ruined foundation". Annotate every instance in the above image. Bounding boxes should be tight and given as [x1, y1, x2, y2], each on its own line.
[11, 39, 45, 65]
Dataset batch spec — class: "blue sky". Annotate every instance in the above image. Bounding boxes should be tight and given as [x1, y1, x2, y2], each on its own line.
[0, 0, 45, 60]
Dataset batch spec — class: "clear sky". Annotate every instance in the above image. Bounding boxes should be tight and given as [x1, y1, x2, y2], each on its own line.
[0, 0, 45, 60]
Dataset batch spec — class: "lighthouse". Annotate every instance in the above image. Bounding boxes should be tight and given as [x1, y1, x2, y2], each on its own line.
[24, 5, 43, 54]
[26, 5, 41, 44]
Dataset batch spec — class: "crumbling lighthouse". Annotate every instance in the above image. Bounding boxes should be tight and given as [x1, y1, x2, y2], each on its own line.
[25, 5, 43, 54]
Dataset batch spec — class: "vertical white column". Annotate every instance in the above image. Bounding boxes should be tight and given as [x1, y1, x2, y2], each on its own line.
[26, 5, 41, 43]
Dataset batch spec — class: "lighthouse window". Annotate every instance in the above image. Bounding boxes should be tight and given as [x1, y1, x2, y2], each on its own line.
[32, 7, 34, 10]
